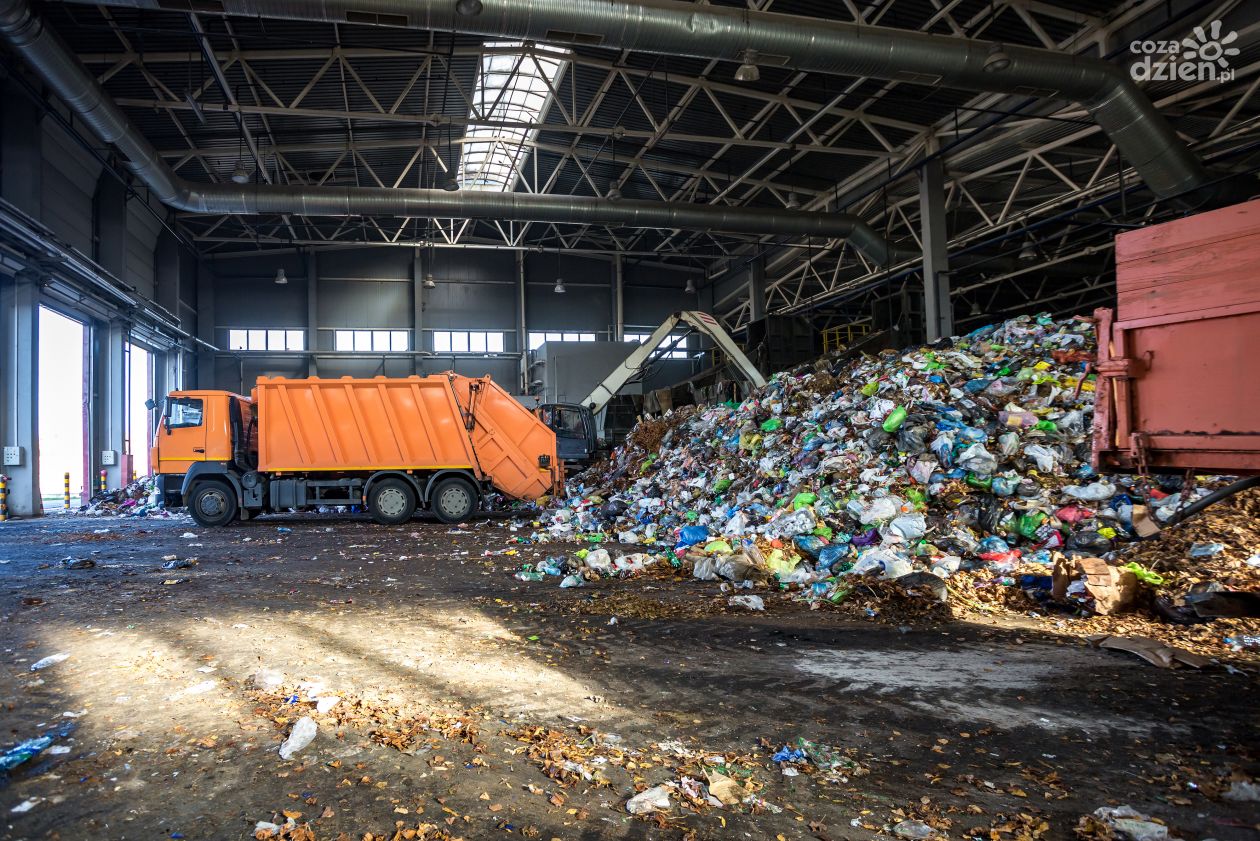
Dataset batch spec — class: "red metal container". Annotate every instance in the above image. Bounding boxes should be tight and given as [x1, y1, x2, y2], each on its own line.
[1093, 200, 1260, 475]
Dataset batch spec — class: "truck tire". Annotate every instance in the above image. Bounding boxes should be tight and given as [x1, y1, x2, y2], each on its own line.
[368, 478, 416, 525]
[189, 481, 238, 527]
[431, 477, 477, 524]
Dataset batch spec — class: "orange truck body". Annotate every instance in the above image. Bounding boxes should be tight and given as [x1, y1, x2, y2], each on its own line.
[255, 374, 560, 500]
[152, 373, 562, 525]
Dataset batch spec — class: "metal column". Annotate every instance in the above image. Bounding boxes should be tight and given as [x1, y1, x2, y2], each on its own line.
[0, 270, 41, 516]
[307, 251, 319, 376]
[919, 156, 953, 341]
[516, 250, 528, 393]
[612, 254, 624, 340]
[748, 257, 766, 323]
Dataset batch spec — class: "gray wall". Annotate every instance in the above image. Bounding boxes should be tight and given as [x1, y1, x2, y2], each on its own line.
[205, 246, 701, 395]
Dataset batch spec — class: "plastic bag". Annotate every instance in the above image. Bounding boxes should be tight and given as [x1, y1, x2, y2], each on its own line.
[957, 443, 997, 477]
[728, 594, 765, 611]
[1023, 444, 1058, 473]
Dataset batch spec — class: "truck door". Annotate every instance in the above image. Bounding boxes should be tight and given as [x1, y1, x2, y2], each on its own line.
[156, 396, 208, 474]
[541, 404, 594, 463]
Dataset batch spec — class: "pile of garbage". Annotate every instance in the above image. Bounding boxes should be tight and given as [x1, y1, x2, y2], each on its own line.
[517, 313, 1258, 656]
[80, 477, 174, 517]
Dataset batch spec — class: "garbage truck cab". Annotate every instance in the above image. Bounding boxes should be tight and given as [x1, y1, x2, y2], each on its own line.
[537, 402, 599, 465]
[151, 390, 258, 523]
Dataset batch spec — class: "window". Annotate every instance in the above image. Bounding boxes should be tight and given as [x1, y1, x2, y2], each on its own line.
[458, 44, 570, 192]
[228, 328, 305, 351]
[528, 332, 597, 350]
[166, 397, 204, 429]
[334, 329, 410, 352]
[432, 330, 506, 353]
[544, 406, 589, 439]
[623, 332, 690, 359]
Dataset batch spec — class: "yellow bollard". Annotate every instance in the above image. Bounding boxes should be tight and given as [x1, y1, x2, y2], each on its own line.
[0, 474, 8, 522]
[99, 469, 106, 494]
[64, 471, 71, 510]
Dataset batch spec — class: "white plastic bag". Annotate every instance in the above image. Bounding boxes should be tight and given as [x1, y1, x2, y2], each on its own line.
[727, 594, 765, 611]
[278, 716, 317, 760]
[626, 785, 672, 814]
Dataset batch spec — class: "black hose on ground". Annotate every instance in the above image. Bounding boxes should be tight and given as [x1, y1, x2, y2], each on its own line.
[1153, 475, 1260, 532]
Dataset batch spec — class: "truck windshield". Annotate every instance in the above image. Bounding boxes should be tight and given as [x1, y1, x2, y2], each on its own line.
[550, 407, 587, 439]
[167, 397, 204, 429]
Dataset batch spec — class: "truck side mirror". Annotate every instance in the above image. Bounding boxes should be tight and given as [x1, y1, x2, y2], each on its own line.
[145, 398, 157, 411]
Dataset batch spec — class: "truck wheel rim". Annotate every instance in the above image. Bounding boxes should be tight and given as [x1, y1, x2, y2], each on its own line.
[377, 487, 408, 517]
[200, 490, 226, 516]
[440, 486, 470, 517]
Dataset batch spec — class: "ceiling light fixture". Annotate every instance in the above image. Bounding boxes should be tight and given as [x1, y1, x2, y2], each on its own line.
[442, 177, 460, 191]
[684, 276, 697, 294]
[455, 0, 483, 14]
[607, 185, 622, 202]
[1018, 237, 1037, 261]
[785, 192, 800, 210]
[423, 273, 437, 289]
[735, 49, 760, 82]
[231, 161, 250, 184]
[274, 268, 288, 285]
[554, 277, 566, 294]
[983, 43, 1012, 73]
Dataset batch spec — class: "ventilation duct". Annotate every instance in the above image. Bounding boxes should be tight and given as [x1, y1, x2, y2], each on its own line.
[0, 0, 902, 265]
[54, 0, 1228, 206]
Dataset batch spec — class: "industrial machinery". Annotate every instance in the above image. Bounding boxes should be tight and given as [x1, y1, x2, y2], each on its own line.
[151, 373, 561, 527]
[537, 311, 767, 464]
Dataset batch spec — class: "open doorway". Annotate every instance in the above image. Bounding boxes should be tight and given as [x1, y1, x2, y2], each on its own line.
[127, 342, 153, 479]
[38, 306, 87, 511]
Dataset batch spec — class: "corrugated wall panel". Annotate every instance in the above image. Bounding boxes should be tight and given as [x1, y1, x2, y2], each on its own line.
[125, 197, 162, 299]
[40, 120, 100, 256]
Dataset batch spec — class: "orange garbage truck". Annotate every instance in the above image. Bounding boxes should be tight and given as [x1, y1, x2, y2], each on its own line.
[150, 373, 563, 527]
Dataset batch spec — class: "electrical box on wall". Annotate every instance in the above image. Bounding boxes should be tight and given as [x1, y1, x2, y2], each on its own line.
[100, 450, 117, 466]
[2, 446, 23, 466]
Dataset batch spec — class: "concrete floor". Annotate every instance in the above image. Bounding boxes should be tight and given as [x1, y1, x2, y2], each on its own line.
[1, 514, 1256, 840]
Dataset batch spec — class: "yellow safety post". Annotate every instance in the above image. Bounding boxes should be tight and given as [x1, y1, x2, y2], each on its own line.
[0, 474, 8, 522]
[64, 471, 71, 510]
[98, 469, 106, 494]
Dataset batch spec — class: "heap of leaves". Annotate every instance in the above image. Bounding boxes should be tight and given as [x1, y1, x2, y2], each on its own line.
[504, 725, 618, 788]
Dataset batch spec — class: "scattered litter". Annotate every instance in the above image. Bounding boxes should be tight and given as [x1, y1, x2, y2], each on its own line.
[625, 784, 671, 814]
[1088, 635, 1210, 669]
[278, 716, 317, 760]
[29, 653, 69, 672]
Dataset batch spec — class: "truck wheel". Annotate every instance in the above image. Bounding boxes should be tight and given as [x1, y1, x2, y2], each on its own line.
[189, 481, 238, 527]
[431, 477, 477, 523]
[368, 478, 416, 525]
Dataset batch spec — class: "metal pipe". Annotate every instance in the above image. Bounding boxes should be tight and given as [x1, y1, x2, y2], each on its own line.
[52, 0, 1224, 205]
[0, 0, 900, 265]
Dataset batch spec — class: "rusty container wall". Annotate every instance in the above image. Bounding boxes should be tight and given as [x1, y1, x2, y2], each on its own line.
[255, 374, 559, 501]
[1093, 200, 1260, 475]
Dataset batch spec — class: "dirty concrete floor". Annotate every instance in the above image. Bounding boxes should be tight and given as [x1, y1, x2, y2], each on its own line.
[1, 514, 1257, 840]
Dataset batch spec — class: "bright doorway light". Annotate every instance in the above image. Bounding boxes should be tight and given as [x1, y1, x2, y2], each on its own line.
[38, 307, 86, 510]
[127, 343, 153, 478]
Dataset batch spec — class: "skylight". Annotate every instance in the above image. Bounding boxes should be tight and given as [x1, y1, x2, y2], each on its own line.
[458, 43, 569, 192]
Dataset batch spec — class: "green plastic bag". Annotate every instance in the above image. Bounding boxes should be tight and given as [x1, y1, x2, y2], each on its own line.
[1034, 420, 1057, 432]
[760, 417, 783, 432]
[860, 380, 879, 397]
[813, 524, 834, 540]
[1017, 512, 1046, 539]
[882, 406, 907, 432]
[713, 477, 732, 493]
[1122, 562, 1165, 586]
[704, 539, 733, 555]
[792, 492, 817, 510]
